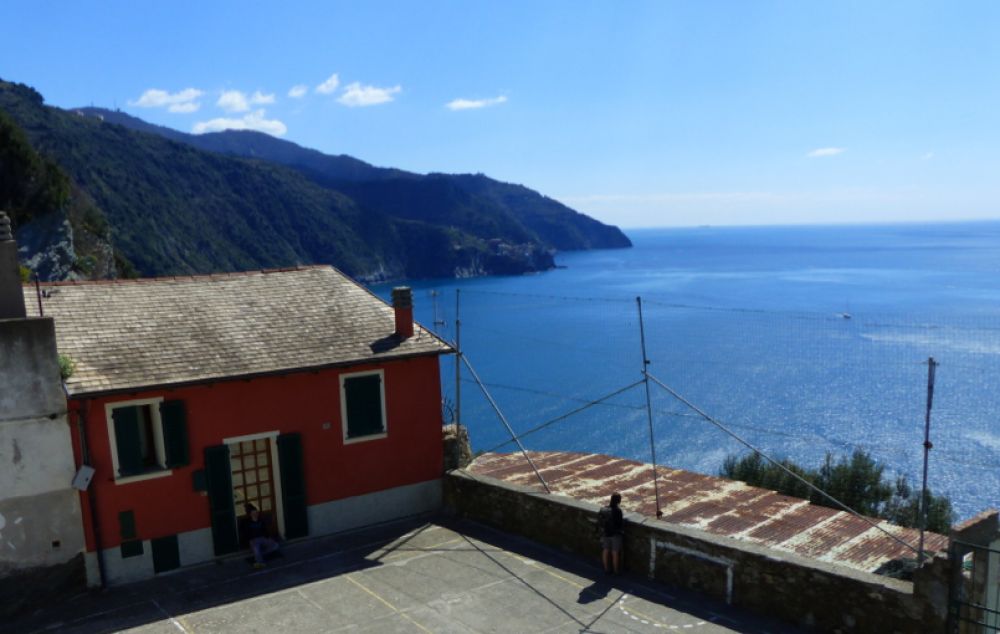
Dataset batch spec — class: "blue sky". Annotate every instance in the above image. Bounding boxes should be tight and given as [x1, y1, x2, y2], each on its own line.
[2, 1, 999, 228]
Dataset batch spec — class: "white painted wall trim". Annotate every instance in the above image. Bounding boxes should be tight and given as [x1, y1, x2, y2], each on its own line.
[95, 479, 443, 586]
[308, 479, 441, 539]
[222, 430, 279, 445]
[104, 397, 169, 484]
[340, 369, 388, 445]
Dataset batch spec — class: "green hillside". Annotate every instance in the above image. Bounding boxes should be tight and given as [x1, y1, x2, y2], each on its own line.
[1, 79, 626, 282]
[79, 107, 632, 252]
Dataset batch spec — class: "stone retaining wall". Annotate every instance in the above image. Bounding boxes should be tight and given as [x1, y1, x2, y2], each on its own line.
[444, 469, 950, 633]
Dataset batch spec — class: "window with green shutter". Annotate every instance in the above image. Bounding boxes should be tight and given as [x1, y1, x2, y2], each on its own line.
[107, 398, 189, 480]
[341, 372, 386, 441]
[160, 400, 189, 468]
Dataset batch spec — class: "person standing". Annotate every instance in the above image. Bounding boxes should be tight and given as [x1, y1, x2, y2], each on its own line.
[599, 492, 624, 575]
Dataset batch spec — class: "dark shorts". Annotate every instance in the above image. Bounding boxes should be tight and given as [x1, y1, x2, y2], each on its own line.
[601, 534, 623, 551]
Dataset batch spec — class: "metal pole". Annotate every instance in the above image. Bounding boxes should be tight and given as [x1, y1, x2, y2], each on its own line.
[462, 354, 551, 493]
[918, 356, 938, 565]
[34, 272, 43, 316]
[430, 290, 445, 328]
[455, 289, 462, 429]
[637, 297, 663, 517]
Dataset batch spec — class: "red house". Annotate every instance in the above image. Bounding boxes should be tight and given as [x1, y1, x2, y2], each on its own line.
[25, 266, 452, 585]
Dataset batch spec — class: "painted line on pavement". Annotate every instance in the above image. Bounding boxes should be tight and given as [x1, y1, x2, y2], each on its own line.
[152, 599, 192, 633]
[345, 574, 433, 634]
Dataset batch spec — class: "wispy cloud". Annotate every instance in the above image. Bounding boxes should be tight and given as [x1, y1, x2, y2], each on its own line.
[806, 147, 846, 158]
[316, 73, 340, 95]
[216, 90, 276, 113]
[192, 109, 287, 136]
[250, 91, 275, 105]
[129, 88, 203, 113]
[338, 82, 401, 107]
[921, 151, 935, 160]
[288, 84, 308, 99]
[168, 102, 200, 114]
[446, 95, 508, 111]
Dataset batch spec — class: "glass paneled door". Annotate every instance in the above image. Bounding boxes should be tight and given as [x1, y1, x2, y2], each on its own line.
[230, 438, 276, 514]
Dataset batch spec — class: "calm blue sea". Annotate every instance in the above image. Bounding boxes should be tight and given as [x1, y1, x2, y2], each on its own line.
[374, 222, 1000, 519]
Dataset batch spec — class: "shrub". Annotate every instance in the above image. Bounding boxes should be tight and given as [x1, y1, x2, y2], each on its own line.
[57, 354, 76, 380]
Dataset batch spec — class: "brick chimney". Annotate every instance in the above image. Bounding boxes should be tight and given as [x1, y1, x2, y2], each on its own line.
[0, 211, 27, 320]
[391, 286, 414, 339]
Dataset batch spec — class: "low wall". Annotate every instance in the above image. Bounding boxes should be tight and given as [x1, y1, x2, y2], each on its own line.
[444, 470, 949, 633]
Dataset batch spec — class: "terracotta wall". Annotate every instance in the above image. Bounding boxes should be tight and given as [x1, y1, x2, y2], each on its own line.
[71, 355, 444, 551]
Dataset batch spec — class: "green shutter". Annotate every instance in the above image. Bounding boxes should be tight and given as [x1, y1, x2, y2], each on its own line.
[345, 375, 384, 438]
[204, 444, 239, 555]
[119, 510, 136, 540]
[151, 535, 180, 573]
[160, 400, 189, 468]
[120, 540, 143, 558]
[112, 406, 144, 476]
[277, 433, 308, 539]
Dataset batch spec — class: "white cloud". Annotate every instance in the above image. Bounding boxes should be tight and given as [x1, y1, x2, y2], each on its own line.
[338, 82, 401, 107]
[168, 101, 201, 114]
[288, 84, 308, 98]
[192, 109, 287, 136]
[129, 88, 202, 112]
[806, 147, 846, 158]
[446, 95, 508, 111]
[444, 95, 507, 110]
[922, 151, 935, 160]
[217, 90, 250, 113]
[216, 90, 275, 113]
[250, 91, 275, 105]
[316, 73, 340, 95]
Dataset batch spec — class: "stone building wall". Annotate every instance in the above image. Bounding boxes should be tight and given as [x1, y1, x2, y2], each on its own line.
[0, 317, 86, 618]
[444, 469, 950, 633]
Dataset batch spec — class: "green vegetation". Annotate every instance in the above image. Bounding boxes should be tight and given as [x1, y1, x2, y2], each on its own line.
[81, 107, 632, 254]
[19, 264, 30, 283]
[57, 354, 76, 380]
[0, 80, 608, 280]
[0, 108, 69, 227]
[721, 449, 954, 534]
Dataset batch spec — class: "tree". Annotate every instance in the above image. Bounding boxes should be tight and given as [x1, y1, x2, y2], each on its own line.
[721, 449, 954, 533]
[812, 450, 892, 517]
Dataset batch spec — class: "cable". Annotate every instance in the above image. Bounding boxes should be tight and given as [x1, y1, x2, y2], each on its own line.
[645, 371, 923, 556]
[481, 380, 646, 454]
[459, 378, 646, 411]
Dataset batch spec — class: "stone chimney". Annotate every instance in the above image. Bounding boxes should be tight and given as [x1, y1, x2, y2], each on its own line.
[0, 211, 27, 320]
[391, 286, 414, 339]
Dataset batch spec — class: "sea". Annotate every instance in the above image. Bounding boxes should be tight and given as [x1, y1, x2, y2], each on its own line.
[374, 222, 1000, 520]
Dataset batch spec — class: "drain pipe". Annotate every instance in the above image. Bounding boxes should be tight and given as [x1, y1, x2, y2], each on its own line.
[73, 395, 107, 588]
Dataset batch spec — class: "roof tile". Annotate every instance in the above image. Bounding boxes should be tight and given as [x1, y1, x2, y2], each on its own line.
[24, 267, 452, 396]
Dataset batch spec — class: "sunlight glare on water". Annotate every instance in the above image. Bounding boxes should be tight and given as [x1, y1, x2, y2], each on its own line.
[375, 222, 1000, 519]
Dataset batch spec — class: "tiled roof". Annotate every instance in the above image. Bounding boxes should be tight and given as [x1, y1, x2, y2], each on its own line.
[468, 451, 949, 575]
[24, 266, 452, 396]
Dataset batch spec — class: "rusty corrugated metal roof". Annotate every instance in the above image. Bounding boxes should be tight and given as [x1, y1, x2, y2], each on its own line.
[467, 451, 949, 575]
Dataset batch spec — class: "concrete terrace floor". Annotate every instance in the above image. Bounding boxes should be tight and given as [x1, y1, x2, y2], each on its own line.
[8, 516, 802, 634]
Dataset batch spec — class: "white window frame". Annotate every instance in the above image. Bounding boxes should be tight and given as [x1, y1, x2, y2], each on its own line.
[340, 369, 388, 444]
[105, 397, 172, 485]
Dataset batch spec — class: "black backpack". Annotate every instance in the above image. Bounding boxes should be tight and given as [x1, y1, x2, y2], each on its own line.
[598, 506, 614, 535]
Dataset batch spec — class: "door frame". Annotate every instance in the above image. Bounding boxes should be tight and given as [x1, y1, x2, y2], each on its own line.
[222, 430, 286, 539]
